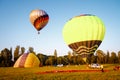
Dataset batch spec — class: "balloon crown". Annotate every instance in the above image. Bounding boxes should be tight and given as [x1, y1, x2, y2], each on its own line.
[75, 14, 95, 18]
[80, 14, 95, 16]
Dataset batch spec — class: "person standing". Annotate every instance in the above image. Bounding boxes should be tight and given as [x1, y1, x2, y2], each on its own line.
[101, 65, 104, 72]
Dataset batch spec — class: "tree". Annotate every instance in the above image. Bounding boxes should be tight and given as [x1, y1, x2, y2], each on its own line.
[29, 47, 35, 54]
[54, 49, 57, 65]
[0, 48, 13, 67]
[20, 47, 25, 55]
[110, 52, 118, 64]
[10, 47, 12, 57]
[45, 56, 54, 66]
[86, 54, 93, 64]
[68, 51, 72, 64]
[105, 51, 110, 63]
[54, 49, 57, 59]
[45, 58, 49, 66]
[63, 56, 69, 65]
[96, 50, 105, 64]
[14, 45, 20, 61]
[57, 56, 63, 64]
[118, 51, 120, 64]
[0, 52, 2, 62]
[0, 52, 3, 66]
[0, 50, 4, 66]
[37, 53, 47, 66]
[71, 56, 77, 65]
[91, 55, 97, 63]
[76, 55, 85, 65]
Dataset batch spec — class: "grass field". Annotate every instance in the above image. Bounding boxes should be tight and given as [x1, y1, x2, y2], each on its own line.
[0, 64, 120, 80]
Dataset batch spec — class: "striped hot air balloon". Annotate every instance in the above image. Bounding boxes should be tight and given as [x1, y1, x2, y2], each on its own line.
[29, 9, 49, 34]
[13, 53, 40, 68]
[63, 14, 106, 62]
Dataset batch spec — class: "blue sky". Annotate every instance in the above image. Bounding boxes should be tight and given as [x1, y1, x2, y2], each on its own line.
[0, 0, 120, 56]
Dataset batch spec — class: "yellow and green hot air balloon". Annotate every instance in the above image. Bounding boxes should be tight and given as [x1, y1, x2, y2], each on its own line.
[63, 14, 105, 62]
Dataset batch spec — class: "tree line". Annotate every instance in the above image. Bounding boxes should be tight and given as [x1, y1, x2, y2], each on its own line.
[0, 45, 120, 67]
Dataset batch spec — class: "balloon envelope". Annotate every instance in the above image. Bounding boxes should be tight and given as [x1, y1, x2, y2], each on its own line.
[63, 14, 105, 56]
[29, 9, 49, 32]
[13, 53, 40, 68]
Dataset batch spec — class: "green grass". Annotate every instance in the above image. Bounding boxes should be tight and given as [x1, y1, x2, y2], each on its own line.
[0, 64, 120, 80]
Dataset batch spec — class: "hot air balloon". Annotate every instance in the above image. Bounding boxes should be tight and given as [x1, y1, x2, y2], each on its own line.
[13, 53, 40, 68]
[63, 14, 105, 62]
[29, 9, 49, 34]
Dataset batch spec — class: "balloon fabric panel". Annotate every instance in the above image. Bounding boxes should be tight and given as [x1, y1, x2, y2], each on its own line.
[24, 53, 40, 67]
[33, 15, 49, 31]
[13, 55, 23, 67]
[63, 15, 105, 44]
[19, 53, 29, 67]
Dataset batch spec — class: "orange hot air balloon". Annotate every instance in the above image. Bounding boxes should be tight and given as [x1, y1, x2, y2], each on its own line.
[29, 9, 49, 34]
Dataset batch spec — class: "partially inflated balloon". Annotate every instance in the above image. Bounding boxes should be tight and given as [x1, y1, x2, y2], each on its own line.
[13, 53, 40, 68]
[63, 14, 105, 59]
[29, 9, 49, 33]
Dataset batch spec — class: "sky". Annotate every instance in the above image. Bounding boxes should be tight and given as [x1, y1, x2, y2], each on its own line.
[0, 0, 120, 56]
